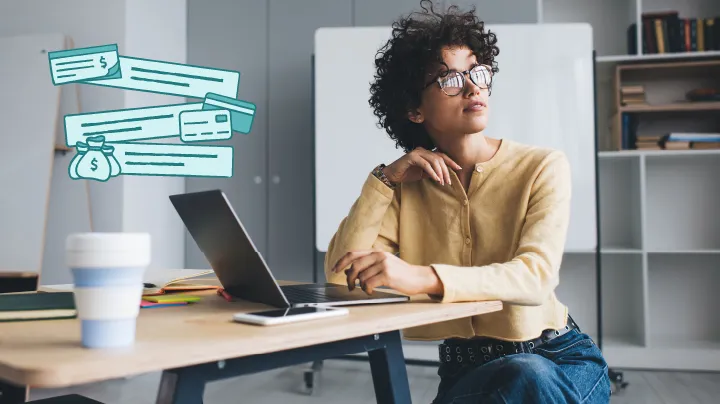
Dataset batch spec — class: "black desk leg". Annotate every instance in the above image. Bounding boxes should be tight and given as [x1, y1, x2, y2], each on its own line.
[368, 331, 412, 404]
[0, 381, 27, 404]
[156, 368, 205, 404]
[154, 331, 412, 404]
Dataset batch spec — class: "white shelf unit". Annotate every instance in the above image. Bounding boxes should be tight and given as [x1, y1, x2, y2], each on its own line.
[589, 151, 720, 371]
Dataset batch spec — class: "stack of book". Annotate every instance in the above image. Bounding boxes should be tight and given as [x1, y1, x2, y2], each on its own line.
[621, 86, 646, 106]
[628, 11, 719, 54]
[635, 135, 662, 150]
[660, 133, 720, 150]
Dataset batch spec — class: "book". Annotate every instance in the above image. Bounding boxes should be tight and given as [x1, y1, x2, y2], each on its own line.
[142, 269, 221, 296]
[143, 294, 201, 304]
[692, 142, 720, 149]
[665, 132, 720, 142]
[0, 292, 76, 322]
[664, 141, 691, 150]
[631, 12, 720, 54]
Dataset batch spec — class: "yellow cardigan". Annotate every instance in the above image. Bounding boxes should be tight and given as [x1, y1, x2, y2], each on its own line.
[324, 139, 572, 342]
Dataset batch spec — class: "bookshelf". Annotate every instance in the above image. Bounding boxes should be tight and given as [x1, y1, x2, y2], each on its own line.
[537, 0, 720, 372]
[585, 150, 720, 371]
[541, 0, 720, 62]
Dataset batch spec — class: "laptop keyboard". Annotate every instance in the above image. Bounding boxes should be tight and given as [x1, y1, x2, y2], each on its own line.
[279, 285, 339, 304]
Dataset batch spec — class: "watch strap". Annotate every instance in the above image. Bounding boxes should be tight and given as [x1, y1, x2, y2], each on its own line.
[372, 164, 396, 190]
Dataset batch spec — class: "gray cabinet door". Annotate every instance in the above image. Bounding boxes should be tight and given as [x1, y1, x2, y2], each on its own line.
[354, 0, 428, 26]
[186, 0, 269, 267]
[442, 0, 538, 23]
[268, 0, 352, 282]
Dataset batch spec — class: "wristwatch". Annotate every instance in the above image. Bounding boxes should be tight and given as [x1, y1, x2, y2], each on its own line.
[372, 164, 396, 190]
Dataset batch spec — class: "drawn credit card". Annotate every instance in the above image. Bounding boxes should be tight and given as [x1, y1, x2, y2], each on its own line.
[179, 110, 232, 143]
[202, 93, 256, 134]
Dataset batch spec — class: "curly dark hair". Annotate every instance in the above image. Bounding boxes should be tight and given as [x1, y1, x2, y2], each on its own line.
[368, 0, 500, 153]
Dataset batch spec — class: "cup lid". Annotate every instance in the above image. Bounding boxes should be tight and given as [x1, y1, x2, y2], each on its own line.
[66, 233, 151, 252]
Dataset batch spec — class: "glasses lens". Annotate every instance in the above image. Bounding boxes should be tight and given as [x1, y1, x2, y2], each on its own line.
[470, 65, 491, 89]
[438, 72, 464, 95]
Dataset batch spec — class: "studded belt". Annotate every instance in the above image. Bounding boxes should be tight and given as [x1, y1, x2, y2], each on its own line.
[438, 315, 581, 366]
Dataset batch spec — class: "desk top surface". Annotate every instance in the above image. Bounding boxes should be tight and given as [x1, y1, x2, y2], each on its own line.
[0, 285, 501, 388]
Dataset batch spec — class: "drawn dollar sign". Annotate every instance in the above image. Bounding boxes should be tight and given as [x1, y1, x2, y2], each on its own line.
[99, 56, 107, 69]
[90, 158, 98, 171]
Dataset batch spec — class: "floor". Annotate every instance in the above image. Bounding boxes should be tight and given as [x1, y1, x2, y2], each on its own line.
[28, 360, 720, 404]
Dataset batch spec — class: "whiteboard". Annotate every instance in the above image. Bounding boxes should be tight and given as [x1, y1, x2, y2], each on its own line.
[314, 24, 597, 253]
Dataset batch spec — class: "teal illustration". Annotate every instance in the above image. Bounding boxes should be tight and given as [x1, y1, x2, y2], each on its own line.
[103, 145, 122, 177]
[64, 102, 204, 146]
[71, 136, 118, 182]
[202, 92, 256, 134]
[111, 142, 233, 178]
[68, 142, 88, 179]
[48, 44, 121, 85]
[179, 110, 232, 143]
[49, 43, 251, 180]
[85, 56, 240, 99]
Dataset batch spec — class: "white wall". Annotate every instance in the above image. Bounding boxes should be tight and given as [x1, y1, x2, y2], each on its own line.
[122, 0, 187, 274]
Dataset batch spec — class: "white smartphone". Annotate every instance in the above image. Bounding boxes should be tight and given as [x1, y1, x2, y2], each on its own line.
[232, 306, 349, 326]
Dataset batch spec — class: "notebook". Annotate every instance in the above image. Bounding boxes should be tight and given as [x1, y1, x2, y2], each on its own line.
[142, 269, 221, 295]
[0, 292, 77, 322]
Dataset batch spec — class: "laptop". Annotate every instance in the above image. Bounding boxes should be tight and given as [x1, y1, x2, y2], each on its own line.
[169, 190, 410, 308]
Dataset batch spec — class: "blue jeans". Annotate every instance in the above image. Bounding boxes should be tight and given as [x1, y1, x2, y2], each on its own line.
[431, 329, 611, 404]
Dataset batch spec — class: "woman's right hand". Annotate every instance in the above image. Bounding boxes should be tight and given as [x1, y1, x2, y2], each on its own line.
[383, 147, 462, 186]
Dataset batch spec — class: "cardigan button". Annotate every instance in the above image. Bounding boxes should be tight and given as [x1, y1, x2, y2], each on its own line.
[465, 237, 471, 245]
[463, 199, 468, 206]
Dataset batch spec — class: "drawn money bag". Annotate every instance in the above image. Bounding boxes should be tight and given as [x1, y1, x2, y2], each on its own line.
[76, 135, 111, 181]
[102, 145, 121, 177]
[68, 141, 88, 180]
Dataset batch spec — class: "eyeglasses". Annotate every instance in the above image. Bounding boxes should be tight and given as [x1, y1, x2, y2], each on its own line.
[425, 64, 493, 96]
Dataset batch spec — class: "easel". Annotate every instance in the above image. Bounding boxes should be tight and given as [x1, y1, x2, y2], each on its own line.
[0, 34, 93, 289]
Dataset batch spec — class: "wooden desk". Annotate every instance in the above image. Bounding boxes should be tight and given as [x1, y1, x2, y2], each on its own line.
[0, 288, 502, 404]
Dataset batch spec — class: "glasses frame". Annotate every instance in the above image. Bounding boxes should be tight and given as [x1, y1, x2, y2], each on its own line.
[425, 64, 493, 96]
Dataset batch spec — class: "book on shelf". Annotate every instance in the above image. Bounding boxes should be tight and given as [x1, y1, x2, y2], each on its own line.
[635, 134, 663, 150]
[659, 133, 720, 150]
[627, 11, 719, 54]
[664, 140, 691, 150]
[691, 142, 720, 149]
[626, 133, 720, 151]
[620, 113, 640, 150]
[664, 132, 720, 142]
[620, 85, 646, 105]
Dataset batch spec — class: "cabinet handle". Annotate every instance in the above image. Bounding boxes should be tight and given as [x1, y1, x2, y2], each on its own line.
[254, 176, 262, 184]
[272, 175, 280, 184]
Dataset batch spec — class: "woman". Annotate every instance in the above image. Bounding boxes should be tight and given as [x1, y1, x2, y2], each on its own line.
[324, 1, 611, 403]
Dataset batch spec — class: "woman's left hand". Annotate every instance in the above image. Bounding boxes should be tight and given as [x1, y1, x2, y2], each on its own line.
[331, 250, 443, 296]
